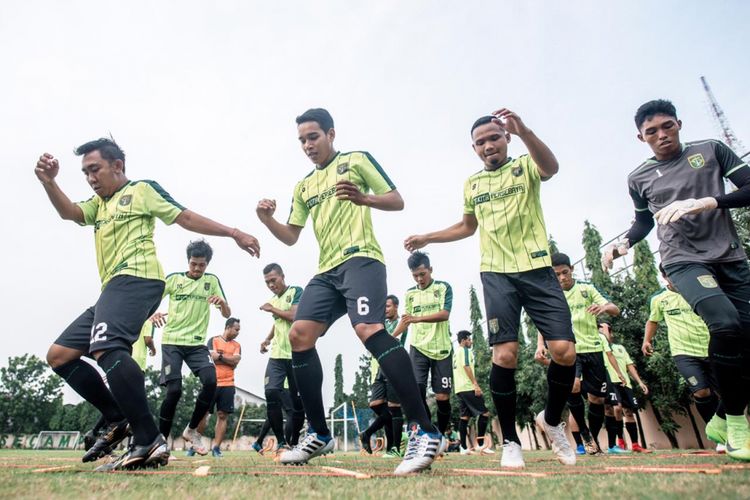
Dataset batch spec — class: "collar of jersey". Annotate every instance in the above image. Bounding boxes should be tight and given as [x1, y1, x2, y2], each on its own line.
[185, 271, 202, 281]
[316, 151, 341, 170]
[418, 279, 435, 290]
[483, 156, 514, 173]
[102, 180, 132, 201]
[648, 143, 687, 164]
[276, 285, 289, 297]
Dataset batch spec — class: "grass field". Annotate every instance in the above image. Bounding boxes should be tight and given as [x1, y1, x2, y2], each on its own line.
[1, 448, 749, 499]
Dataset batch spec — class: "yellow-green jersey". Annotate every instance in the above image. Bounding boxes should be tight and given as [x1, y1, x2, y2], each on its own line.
[452, 346, 475, 393]
[161, 272, 227, 346]
[648, 289, 709, 358]
[269, 286, 303, 360]
[601, 334, 633, 388]
[76, 180, 185, 287]
[463, 155, 550, 273]
[405, 280, 453, 360]
[287, 151, 395, 273]
[131, 322, 152, 371]
[564, 281, 611, 353]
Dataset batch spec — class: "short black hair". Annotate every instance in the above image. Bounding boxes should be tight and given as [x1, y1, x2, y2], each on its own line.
[634, 99, 677, 130]
[74, 138, 126, 171]
[386, 294, 399, 306]
[457, 330, 471, 342]
[296, 108, 334, 133]
[263, 263, 283, 275]
[407, 251, 431, 271]
[225, 317, 240, 329]
[551, 252, 571, 267]
[186, 239, 213, 263]
[470, 115, 498, 137]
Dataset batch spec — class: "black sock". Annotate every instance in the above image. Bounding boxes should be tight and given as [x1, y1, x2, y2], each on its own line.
[567, 392, 591, 439]
[715, 401, 726, 419]
[605, 415, 617, 448]
[694, 393, 719, 424]
[266, 388, 287, 446]
[436, 400, 451, 434]
[477, 414, 489, 444]
[588, 402, 605, 444]
[617, 419, 625, 440]
[490, 364, 519, 444]
[365, 330, 435, 432]
[572, 431, 583, 446]
[545, 361, 575, 426]
[625, 421, 639, 444]
[365, 403, 388, 437]
[292, 348, 329, 436]
[458, 419, 469, 449]
[97, 349, 159, 445]
[52, 359, 124, 423]
[92, 415, 107, 435]
[159, 379, 182, 437]
[380, 408, 394, 450]
[291, 412, 305, 445]
[189, 368, 216, 429]
[256, 418, 271, 444]
[418, 384, 432, 421]
[390, 406, 404, 452]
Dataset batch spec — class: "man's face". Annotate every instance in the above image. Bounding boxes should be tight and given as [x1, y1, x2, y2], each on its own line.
[411, 264, 433, 289]
[187, 256, 208, 279]
[225, 322, 240, 340]
[553, 265, 575, 291]
[638, 114, 682, 160]
[598, 323, 612, 343]
[472, 121, 511, 169]
[461, 337, 473, 348]
[81, 150, 125, 198]
[298, 121, 335, 166]
[264, 270, 286, 295]
[385, 298, 398, 320]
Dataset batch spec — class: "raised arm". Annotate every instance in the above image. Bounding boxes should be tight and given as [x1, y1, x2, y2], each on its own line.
[256, 198, 304, 246]
[175, 209, 260, 257]
[404, 214, 478, 252]
[492, 108, 559, 179]
[336, 182, 404, 211]
[34, 154, 85, 223]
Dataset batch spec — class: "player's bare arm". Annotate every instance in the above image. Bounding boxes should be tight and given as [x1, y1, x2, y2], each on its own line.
[404, 310, 450, 324]
[174, 210, 259, 257]
[491, 108, 559, 179]
[642, 321, 658, 356]
[144, 335, 156, 356]
[35, 153, 85, 223]
[259, 303, 297, 323]
[586, 302, 620, 317]
[149, 311, 168, 328]
[404, 214, 478, 252]
[260, 326, 274, 353]
[335, 181, 404, 211]
[628, 364, 648, 394]
[606, 350, 627, 384]
[208, 295, 231, 318]
[256, 198, 304, 246]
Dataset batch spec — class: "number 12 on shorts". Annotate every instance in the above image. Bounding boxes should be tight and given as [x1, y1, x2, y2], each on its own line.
[90, 322, 108, 344]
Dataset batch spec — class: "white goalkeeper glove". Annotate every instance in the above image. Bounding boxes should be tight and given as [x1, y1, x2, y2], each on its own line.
[654, 197, 717, 225]
[601, 241, 630, 272]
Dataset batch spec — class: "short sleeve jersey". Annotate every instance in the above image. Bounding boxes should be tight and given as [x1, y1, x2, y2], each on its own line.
[76, 180, 185, 287]
[131, 321, 153, 371]
[463, 155, 551, 273]
[628, 140, 748, 265]
[648, 288, 710, 357]
[208, 336, 241, 387]
[161, 272, 227, 346]
[269, 286, 303, 360]
[405, 280, 453, 360]
[452, 346, 475, 393]
[602, 337, 633, 388]
[565, 281, 610, 353]
[287, 151, 395, 273]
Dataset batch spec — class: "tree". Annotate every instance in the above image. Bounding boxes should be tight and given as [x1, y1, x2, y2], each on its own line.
[548, 234, 560, 255]
[333, 354, 345, 408]
[0, 355, 63, 434]
[350, 354, 371, 410]
[469, 286, 491, 400]
[731, 207, 750, 256]
[582, 220, 612, 292]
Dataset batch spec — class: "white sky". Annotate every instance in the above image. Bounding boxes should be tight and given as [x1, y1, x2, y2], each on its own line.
[2, 1, 748, 406]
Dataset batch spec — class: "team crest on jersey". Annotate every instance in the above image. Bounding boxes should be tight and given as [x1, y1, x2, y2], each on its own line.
[580, 290, 589, 299]
[204, 282, 211, 291]
[119, 194, 133, 206]
[337, 163, 349, 175]
[488, 318, 499, 334]
[286, 295, 292, 303]
[512, 166, 523, 177]
[434, 290, 440, 299]
[688, 154, 705, 169]
[697, 274, 718, 288]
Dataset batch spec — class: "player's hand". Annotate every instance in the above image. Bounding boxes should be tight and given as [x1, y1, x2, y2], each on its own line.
[618, 373, 627, 385]
[208, 295, 225, 307]
[148, 345, 156, 356]
[654, 197, 717, 225]
[601, 242, 630, 272]
[586, 304, 607, 316]
[35, 153, 60, 184]
[404, 235, 428, 252]
[232, 228, 260, 257]
[260, 341, 269, 354]
[641, 341, 654, 357]
[401, 314, 416, 325]
[474, 385, 483, 397]
[256, 199, 277, 223]
[534, 345, 548, 362]
[491, 108, 531, 137]
[335, 180, 369, 205]
[639, 382, 649, 395]
[149, 312, 167, 328]
[259, 303, 274, 313]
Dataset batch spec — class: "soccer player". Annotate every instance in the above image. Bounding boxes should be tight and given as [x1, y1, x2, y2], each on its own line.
[36, 139, 259, 470]
[452, 330, 493, 455]
[644, 264, 724, 438]
[549, 252, 624, 454]
[132, 322, 156, 371]
[602, 99, 750, 460]
[258, 263, 305, 451]
[405, 109, 578, 468]
[204, 317, 242, 457]
[149, 239, 230, 455]
[393, 251, 453, 435]
[256, 108, 441, 475]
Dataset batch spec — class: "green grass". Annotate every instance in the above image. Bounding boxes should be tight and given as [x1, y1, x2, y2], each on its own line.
[1, 448, 749, 499]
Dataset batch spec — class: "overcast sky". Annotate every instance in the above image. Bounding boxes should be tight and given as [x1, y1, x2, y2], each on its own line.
[2, 1, 748, 407]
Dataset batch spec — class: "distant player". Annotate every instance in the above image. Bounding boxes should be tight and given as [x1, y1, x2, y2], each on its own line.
[257, 108, 441, 474]
[37, 138, 259, 470]
[452, 330, 493, 455]
[405, 109, 578, 468]
[150, 239, 230, 455]
[603, 99, 750, 460]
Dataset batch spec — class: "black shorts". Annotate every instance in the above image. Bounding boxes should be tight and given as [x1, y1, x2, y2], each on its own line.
[673, 355, 718, 393]
[480, 268, 575, 345]
[410, 347, 452, 394]
[295, 257, 387, 329]
[55, 275, 164, 354]
[211, 386, 235, 414]
[265, 358, 295, 392]
[457, 391, 489, 417]
[575, 352, 608, 397]
[615, 384, 638, 410]
[369, 368, 400, 404]
[605, 381, 619, 406]
[160, 344, 214, 385]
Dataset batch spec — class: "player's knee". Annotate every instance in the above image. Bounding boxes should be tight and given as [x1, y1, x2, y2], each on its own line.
[265, 388, 283, 403]
[166, 379, 183, 399]
[217, 411, 228, 421]
[604, 405, 615, 416]
[588, 394, 604, 405]
[693, 388, 711, 398]
[492, 346, 517, 367]
[697, 297, 741, 335]
[199, 368, 217, 390]
[46, 345, 70, 368]
[369, 399, 385, 408]
[548, 341, 576, 366]
[623, 408, 634, 418]
[571, 378, 582, 394]
[435, 393, 450, 402]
